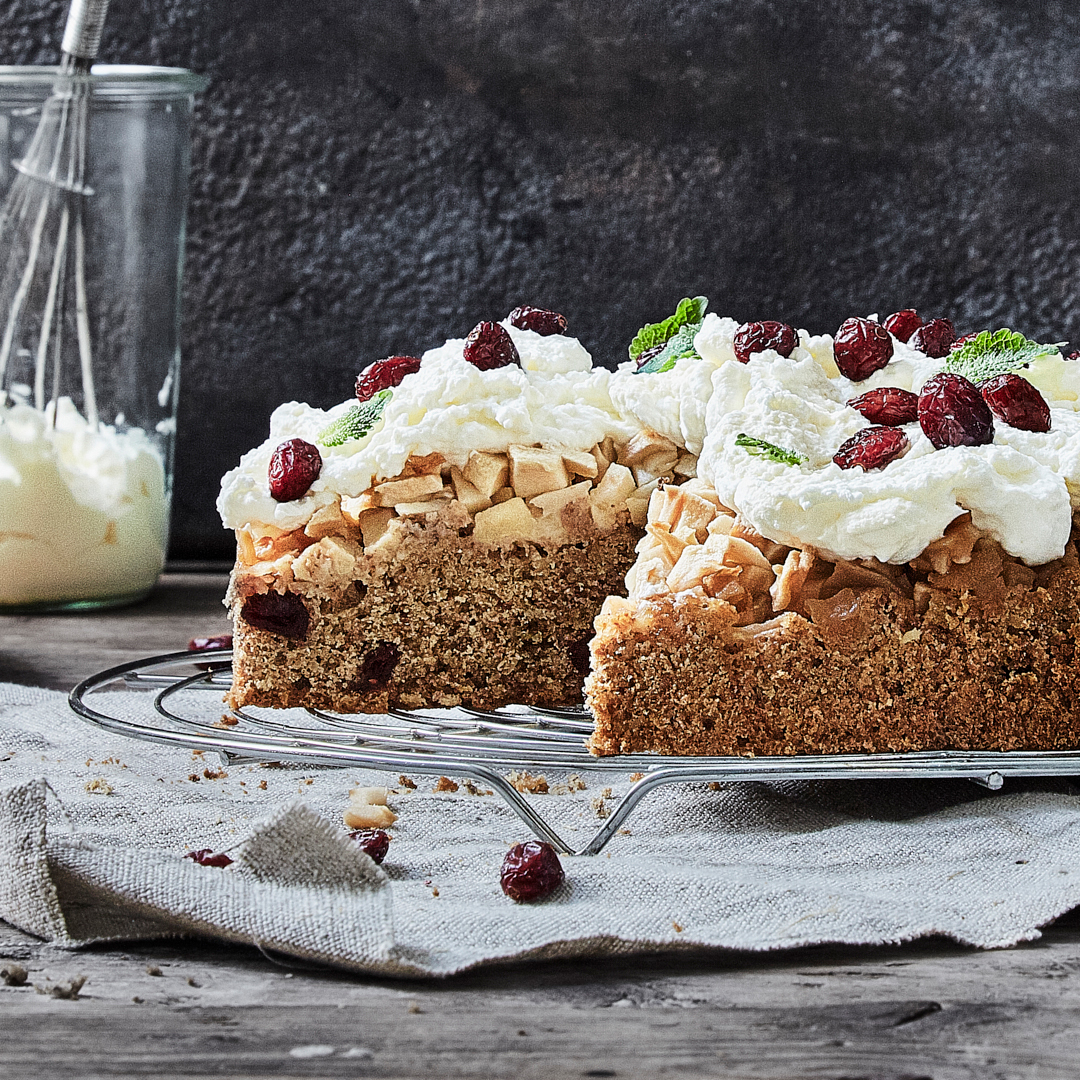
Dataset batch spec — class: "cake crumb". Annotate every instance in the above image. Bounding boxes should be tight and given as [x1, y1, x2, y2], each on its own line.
[188, 773, 200, 782]
[707, 782, 722, 791]
[202, 767, 227, 780]
[1, 964, 27, 986]
[506, 770, 549, 794]
[591, 795, 610, 819]
[398, 775, 417, 789]
[258, 780, 267, 790]
[433, 776, 459, 793]
[145, 966, 162, 977]
[629, 772, 645, 782]
[214, 715, 239, 728]
[37, 975, 86, 999]
[431, 887, 440, 897]
[463, 780, 492, 796]
[551, 773, 586, 794]
[672, 922, 684, 933]
[84, 778, 113, 796]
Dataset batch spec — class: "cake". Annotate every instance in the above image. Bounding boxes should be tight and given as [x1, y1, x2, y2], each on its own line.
[586, 310, 1080, 756]
[218, 308, 696, 713]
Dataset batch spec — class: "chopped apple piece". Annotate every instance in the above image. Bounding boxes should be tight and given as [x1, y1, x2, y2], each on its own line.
[561, 448, 599, 479]
[450, 466, 493, 515]
[590, 463, 636, 531]
[304, 499, 345, 539]
[358, 507, 394, 547]
[508, 444, 571, 499]
[373, 473, 444, 506]
[462, 450, 510, 498]
[473, 497, 539, 544]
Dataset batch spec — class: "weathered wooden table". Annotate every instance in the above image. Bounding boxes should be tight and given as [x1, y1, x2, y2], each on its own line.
[2, 573, 1079, 1079]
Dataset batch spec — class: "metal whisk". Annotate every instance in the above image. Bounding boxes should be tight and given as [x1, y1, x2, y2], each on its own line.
[0, 0, 110, 425]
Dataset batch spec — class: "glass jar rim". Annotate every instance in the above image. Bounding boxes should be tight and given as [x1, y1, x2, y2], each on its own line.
[0, 64, 209, 97]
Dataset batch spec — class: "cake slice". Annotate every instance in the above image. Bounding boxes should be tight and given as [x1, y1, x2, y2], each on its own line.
[587, 311, 1080, 755]
[218, 308, 695, 712]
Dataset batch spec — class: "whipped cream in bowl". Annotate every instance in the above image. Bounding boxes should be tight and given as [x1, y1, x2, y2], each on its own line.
[0, 399, 169, 608]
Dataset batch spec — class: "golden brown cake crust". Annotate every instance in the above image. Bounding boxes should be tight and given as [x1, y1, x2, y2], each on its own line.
[227, 513, 640, 713]
[586, 531, 1080, 757]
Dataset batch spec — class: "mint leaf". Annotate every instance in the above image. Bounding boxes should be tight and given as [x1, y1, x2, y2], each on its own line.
[635, 322, 701, 373]
[941, 328, 1063, 384]
[734, 432, 805, 467]
[317, 389, 392, 447]
[629, 296, 708, 361]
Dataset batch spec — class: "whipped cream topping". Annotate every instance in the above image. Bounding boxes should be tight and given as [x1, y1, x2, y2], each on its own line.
[218, 325, 637, 532]
[609, 313, 838, 454]
[0, 400, 168, 606]
[698, 347, 1077, 566]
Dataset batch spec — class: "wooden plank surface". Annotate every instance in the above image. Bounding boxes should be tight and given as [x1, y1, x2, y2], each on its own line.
[2, 574, 1080, 1079]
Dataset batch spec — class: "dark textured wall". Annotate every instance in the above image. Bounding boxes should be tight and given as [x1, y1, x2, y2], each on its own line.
[5, 0, 1080, 560]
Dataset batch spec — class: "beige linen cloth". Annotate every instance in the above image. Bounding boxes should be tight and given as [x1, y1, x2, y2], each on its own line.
[3, 681, 1080, 976]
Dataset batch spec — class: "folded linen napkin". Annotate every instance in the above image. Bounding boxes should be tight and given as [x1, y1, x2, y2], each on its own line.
[2, 682, 1080, 976]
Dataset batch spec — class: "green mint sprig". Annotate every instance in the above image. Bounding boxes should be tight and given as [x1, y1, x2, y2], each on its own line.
[629, 296, 708, 373]
[941, 328, 1064, 384]
[734, 432, 805, 467]
[317, 389, 392, 447]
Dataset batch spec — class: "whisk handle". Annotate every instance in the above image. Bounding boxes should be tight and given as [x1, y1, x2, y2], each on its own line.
[61, 0, 111, 62]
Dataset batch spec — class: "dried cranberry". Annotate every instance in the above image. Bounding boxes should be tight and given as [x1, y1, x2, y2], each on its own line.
[500, 840, 565, 902]
[733, 320, 798, 364]
[358, 642, 400, 687]
[463, 321, 521, 371]
[833, 317, 893, 381]
[567, 635, 591, 676]
[356, 355, 422, 403]
[883, 309, 922, 343]
[1066, 350, 1080, 361]
[241, 592, 310, 639]
[185, 849, 233, 868]
[909, 318, 957, 358]
[349, 828, 391, 865]
[508, 306, 568, 336]
[846, 387, 919, 426]
[634, 343, 665, 371]
[950, 331, 983, 351]
[918, 372, 994, 448]
[833, 426, 910, 470]
[187, 634, 233, 652]
[980, 372, 1051, 432]
[268, 438, 322, 502]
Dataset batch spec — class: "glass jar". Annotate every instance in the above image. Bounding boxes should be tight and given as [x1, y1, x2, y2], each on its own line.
[0, 65, 208, 610]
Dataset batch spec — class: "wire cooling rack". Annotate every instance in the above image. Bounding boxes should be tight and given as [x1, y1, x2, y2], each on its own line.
[70, 649, 1080, 856]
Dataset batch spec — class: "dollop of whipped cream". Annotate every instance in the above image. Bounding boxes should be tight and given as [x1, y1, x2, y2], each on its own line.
[0, 399, 168, 605]
[609, 313, 838, 454]
[218, 325, 637, 532]
[698, 346, 1078, 566]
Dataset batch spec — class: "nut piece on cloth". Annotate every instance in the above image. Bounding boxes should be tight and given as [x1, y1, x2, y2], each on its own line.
[343, 786, 397, 830]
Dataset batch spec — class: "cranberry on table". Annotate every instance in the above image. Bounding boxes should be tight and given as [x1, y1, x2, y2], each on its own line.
[185, 849, 233, 868]
[349, 828, 391, 865]
[918, 372, 994, 448]
[980, 372, 1051, 432]
[846, 387, 919, 426]
[268, 438, 322, 502]
[833, 317, 893, 381]
[187, 634, 233, 652]
[356, 355, 422, 403]
[733, 321, 798, 364]
[833, 426, 910, 470]
[882, 309, 922, 342]
[508, 306, 568, 336]
[500, 840, 565, 902]
[909, 318, 957, 358]
[240, 591, 310, 639]
[463, 321, 521, 370]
